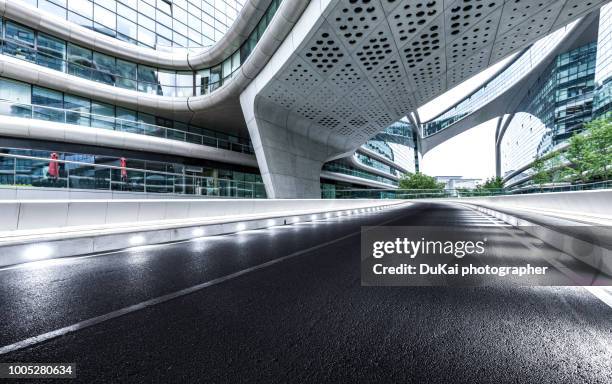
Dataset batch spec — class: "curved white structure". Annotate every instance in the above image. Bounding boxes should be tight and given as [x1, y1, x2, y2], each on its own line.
[0, 0, 608, 198]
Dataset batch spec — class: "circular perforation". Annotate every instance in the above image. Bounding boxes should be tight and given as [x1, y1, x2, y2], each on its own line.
[355, 29, 393, 72]
[388, 1, 440, 44]
[318, 115, 341, 129]
[304, 32, 345, 75]
[283, 62, 319, 89]
[402, 24, 441, 68]
[448, 0, 498, 37]
[371, 59, 403, 89]
[448, 19, 494, 62]
[330, 0, 384, 47]
[329, 63, 363, 93]
[295, 101, 323, 121]
[265, 84, 298, 109]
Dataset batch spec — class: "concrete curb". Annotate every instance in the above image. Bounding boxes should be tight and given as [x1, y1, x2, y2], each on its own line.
[0, 201, 408, 268]
[458, 202, 612, 277]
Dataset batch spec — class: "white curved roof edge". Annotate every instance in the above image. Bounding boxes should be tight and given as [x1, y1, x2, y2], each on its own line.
[0, 0, 278, 69]
[320, 171, 397, 190]
[0, 115, 258, 167]
[418, 14, 593, 155]
[0, 0, 308, 116]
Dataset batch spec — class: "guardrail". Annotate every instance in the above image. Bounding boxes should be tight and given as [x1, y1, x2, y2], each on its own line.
[332, 181, 612, 199]
[0, 99, 254, 154]
[0, 153, 266, 198]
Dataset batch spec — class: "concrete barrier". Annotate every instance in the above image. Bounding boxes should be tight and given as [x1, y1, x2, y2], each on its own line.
[0, 198, 408, 267]
[457, 189, 612, 219]
[451, 190, 612, 277]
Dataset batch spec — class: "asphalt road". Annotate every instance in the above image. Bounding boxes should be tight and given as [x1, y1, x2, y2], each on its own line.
[0, 202, 610, 383]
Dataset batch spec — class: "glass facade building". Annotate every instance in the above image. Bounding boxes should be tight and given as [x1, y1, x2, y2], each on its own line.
[0, 147, 266, 197]
[0, 1, 280, 97]
[24, 0, 245, 48]
[0, 76, 254, 154]
[421, 22, 578, 137]
[501, 41, 601, 187]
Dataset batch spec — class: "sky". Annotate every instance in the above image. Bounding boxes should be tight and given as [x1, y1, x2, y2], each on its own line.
[415, 55, 515, 180]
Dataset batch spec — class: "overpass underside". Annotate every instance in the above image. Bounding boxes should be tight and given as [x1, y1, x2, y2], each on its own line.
[240, 0, 607, 198]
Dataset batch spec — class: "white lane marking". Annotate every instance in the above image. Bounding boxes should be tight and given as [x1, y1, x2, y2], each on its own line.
[584, 287, 612, 309]
[0, 212, 405, 355]
[464, 205, 612, 309]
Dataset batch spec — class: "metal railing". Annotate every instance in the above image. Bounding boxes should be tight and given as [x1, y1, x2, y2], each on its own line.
[331, 181, 612, 199]
[0, 153, 266, 198]
[0, 99, 254, 154]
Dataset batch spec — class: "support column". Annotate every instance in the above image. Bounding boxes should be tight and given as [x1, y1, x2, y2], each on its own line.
[241, 97, 337, 199]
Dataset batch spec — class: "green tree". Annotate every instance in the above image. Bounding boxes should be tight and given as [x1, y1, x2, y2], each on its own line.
[531, 155, 549, 186]
[399, 172, 445, 190]
[478, 176, 504, 190]
[564, 117, 612, 183]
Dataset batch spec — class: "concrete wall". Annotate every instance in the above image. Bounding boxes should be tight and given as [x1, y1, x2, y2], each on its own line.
[0, 198, 405, 232]
[0, 198, 406, 267]
[460, 189, 612, 219]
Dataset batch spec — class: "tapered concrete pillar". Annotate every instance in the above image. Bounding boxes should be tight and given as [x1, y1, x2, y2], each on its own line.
[241, 96, 348, 198]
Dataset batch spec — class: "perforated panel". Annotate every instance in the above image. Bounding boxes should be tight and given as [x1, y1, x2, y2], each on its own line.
[351, 22, 397, 74]
[415, 75, 446, 105]
[491, 1, 563, 60]
[276, 56, 323, 97]
[327, 0, 387, 51]
[553, 0, 602, 29]
[257, 0, 607, 155]
[293, 99, 324, 121]
[446, 46, 492, 88]
[299, 24, 351, 78]
[387, 0, 444, 48]
[498, 0, 556, 35]
[329, 98, 359, 122]
[327, 62, 365, 95]
[347, 81, 379, 106]
[444, 0, 501, 42]
[446, 7, 501, 68]
[400, 14, 445, 73]
[265, 83, 299, 109]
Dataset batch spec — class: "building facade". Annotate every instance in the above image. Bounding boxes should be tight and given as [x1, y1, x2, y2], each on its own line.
[499, 5, 612, 188]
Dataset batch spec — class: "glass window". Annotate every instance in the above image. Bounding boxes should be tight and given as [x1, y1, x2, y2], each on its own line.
[92, 52, 116, 85]
[37, 33, 65, 71]
[94, 4, 116, 29]
[91, 101, 115, 130]
[116, 59, 137, 90]
[0, 78, 31, 104]
[32, 86, 64, 122]
[68, 11, 93, 29]
[137, 65, 159, 94]
[222, 57, 232, 80]
[210, 65, 221, 91]
[157, 0, 172, 15]
[67, 43, 93, 79]
[5, 22, 35, 46]
[176, 71, 193, 97]
[196, 68, 209, 95]
[117, 16, 137, 42]
[39, 0, 67, 18]
[68, 0, 93, 18]
[95, 0, 116, 12]
[138, 25, 156, 47]
[116, 107, 138, 133]
[64, 94, 91, 126]
[157, 70, 176, 97]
